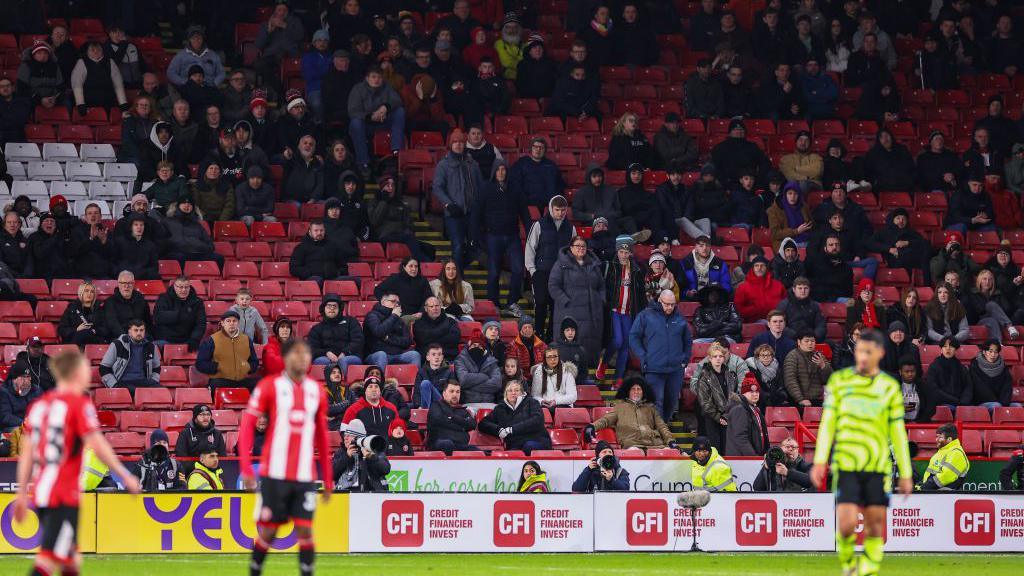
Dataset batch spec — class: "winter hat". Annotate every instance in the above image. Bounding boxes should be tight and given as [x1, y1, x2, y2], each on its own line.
[525, 34, 545, 49]
[185, 25, 204, 39]
[691, 436, 712, 454]
[627, 162, 644, 174]
[49, 195, 68, 210]
[795, 129, 812, 141]
[333, 49, 351, 59]
[388, 418, 407, 436]
[286, 97, 307, 111]
[890, 207, 909, 221]
[233, 120, 253, 134]
[518, 315, 535, 329]
[187, 64, 205, 77]
[888, 320, 907, 335]
[221, 310, 240, 321]
[928, 130, 945, 144]
[448, 128, 467, 146]
[150, 429, 169, 447]
[767, 170, 785, 184]
[996, 240, 1012, 256]
[502, 12, 520, 27]
[249, 90, 268, 111]
[740, 373, 759, 395]
[481, 320, 501, 337]
[192, 404, 212, 418]
[615, 234, 635, 251]
[648, 252, 667, 266]
[130, 193, 148, 205]
[700, 162, 716, 176]
[857, 278, 874, 295]
[471, 26, 486, 41]
[312, 29, 330, 43]
[594, 440, 612, 457]
[728, 118, 746, 133]
[246, 165, 263, 179]
[944, 231, 964, 248]
[362, 375, 382, 393]
[664, 112, 681, 123]
[178, 192, 195, 206]
[593, 216, 609, 228]
[750, 255, 769, 267]
[30, 41, 52, 57]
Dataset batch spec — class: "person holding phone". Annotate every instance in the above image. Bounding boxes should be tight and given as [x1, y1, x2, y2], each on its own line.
[783, 329, 832, 410]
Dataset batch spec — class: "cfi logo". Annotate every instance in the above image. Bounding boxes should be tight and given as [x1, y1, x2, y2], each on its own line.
[381, 500, 424, 547]
[735, 500, 777, 546]
[954, 500, 995, 546]
[626, 499, 668, 546]
[493, 501, 534, 547]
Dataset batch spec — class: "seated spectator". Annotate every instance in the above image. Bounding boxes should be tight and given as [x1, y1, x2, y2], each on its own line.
[281, 134, 324, 204]
[863, 128, 916, 192]
[195, 311, 259, 392]
[245, 92, 277, 155]
[611, 3, 657, 65]
[147, 162, 188, 212]
[138, 122, 189, 187]
[375, 258, 433, 318]
[573, 166, 623, 233]
[371, 174, 430, 263]
[508, 316, 547, 370]
[58, 281, 104, 347]
[464, 25, 501, 72]
[916, 32, 957, 90]
[177, 65, 224, 124]
[168, 100, 198, 162]
[606, 112, 650, 170]
[684, 57, 724, 119]
[455, 336, 502, 405]
[101, 270, 152, 339]
[167, 26, 225, 88]
[735, 257, 787, 323]
[545, 65, 599, 121]
[187, 449, 224, 490]
[234, 166, 276, 227]
[307, 293, 364, 373]
[427, 380, 478, 455]
[233, 121, 271, 178]
[771, 238, 805, 289]
[867, 208, 929, 279]
[323, 140, 360, 200]
[463, 57, 511, 128]
[767, 183, 813, 251]
[193, 104, 225, 162]
[929, 232, 980, 292]
[220, 70, 255, 125]
[6, 195, 39, 237]
[322, 365, 355, 430]
[71, 41, 128, 114]
[778, 277, 827, 342]
[805, 234, 854, 302]
[0, 361, 41, 431]
[783, 330, 831, 407]
[975, 96, 1016, 158]
[888, 287, 926, 345]
[413, 297, 461, 361]
[478, 321, 507, 366]
[572, 439, 631, 491]
[0, 77, 32, 143]
[191, 160, 234, 222]
[925, 337, 972, 413]
[159, 194, 222, 269]
[26, 213, 68, 282]
[289, 221, 343, 283]
[16, 41, 65, 111]
[357, 364, 413, 428]
[347, 66, 405, 175]
[747, 310, 796, 360]
[530, 347, 578, 410]
[153, 276, 206, 351]
[916, 131, 962, 193]
[746, 343, 788, 408]
[946, 172, 997, 235]
[755, 61, 804, 121]
[253, 2, 305, 90]
[275, 90, 318, 158]
[752, 434, 814, 491]
[711, 119, 772, 187]
[342, 376, 398, 438]
[109, 209, 159, 282]
[99, 319, 161, 395]
[321, 50, 355, 128]
[969, 340, 1019, 414]
[800, 58, 838, 119]
[516, 36, 558, 98]
[694, 342, 741, 451]
[965, 270, 1019, 343]
[495, 15, 526, 77]
[652, 114, 699, 170]
[882, 320, 921, 375]
[846, 278, 886, 333]
[925, 282, 970, 344]
[175, 404, 226, 457]
[478, 380, 552, 454]
[779, 132, 824, 189]
[724, 374, 769, 457]
[730, 171, 766, 230]
[364, 293, 422, 371]
[1007, 144, 1024, 196]
[261, 318, 292, 377]
[430, 260, 475, 322]
[414, 344, 454, 409]
[720, 64, 752, 119]
[591, 377, 675, 449]
[681, 236, 732, 300]
[333, 419, 391, 492]
[693, 284, 742, 343]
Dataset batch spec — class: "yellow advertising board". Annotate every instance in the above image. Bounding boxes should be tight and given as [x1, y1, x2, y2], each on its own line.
[94, 492, 348, 553]
[0, 493, 97, 553]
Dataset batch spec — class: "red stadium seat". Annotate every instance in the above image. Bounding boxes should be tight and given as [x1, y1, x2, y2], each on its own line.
[259, 262, 291, 281]
[214, 388, 250, 409]
[549, 428, 581, 450]
[212, 409, 239, 431]
[251, 221, 286, 240]
[174, 387, 213, 410]
[183, 260, 221, 280]
[119, 411, 159, 432]
[468, 430, 503, 449]
[105, 432, 144, 454]
[134, 388, 173, 410]
[94, 387, 133, 409]
[554, 408, 591, 429]
[285, 280, 321, 301]
[575, 385, 603, 408]
[223, 261, 259, 280]
[385, 364, 417, 385]
[213, 221, 250, 241]
[0, 301, 34, 322]
[162, 344, 197, 366]
[955, 406, 990, 423]
[159, 411, 192, 432]
[766, 407, 800, 428]
[993, 406, 1024, 424]
[18, 322, 57, 343]
[159, 366, 188, 387]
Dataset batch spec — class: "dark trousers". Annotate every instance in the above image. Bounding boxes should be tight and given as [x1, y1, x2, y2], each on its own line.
[379, 232, 432, 263]
[485, 234, 524, 307]
[208, 377, 258, 393]
[0, 285, 36, 308]
[430, 438, 478, 456]
[702, 414, 726, 453]
[532, 269, 552, 339]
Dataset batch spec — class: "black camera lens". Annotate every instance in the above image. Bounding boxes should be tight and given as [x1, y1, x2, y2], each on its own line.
[599, 454, 617, 470]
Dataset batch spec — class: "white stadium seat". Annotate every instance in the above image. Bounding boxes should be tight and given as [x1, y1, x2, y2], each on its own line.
[112, 200, 132, 216]
[6, 161, 26, 181]
[26, 161, 65, 182]
[50, 181, 89, 200]
[79, 143, 117, 163]
[4, 143, 41, 162]
[42, 143, 79, 162]
[65, 161, 104, 182]
[102, 162, 138, 182]
[11, 180, 49, 201]
[73, 199, 112, 217]
[88, 181, 127, 200]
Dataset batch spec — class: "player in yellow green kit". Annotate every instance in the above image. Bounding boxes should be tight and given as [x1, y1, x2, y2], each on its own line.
[810, 329, 913, 576]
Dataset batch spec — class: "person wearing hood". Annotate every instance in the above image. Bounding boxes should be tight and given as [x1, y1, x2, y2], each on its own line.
[138, 121, 188, 186]
[863, 128, 916, 192]
[300, 29, 331, 120]
[195, 311, 259, 392]
[846, 278, 886, 334]
[965, 270, 1019, 343]
[929, 231, 981, 290]
[734, 256, 787, 323]
[17, 41, 65, 109]
[289, 220, 341, 283]
[724, 374, 769, 457]
[159, 194, 222, 269]
[463, 25, 501, 71]
[153, 275, 207, 351]
[526, 195, 577, 339]
[70, 41, 128, 114]
[452, 336, 501, 405]
[234, 166, 276, 226]
[331, 171, 370, 241]
[307, 293, 365, 374]
[572, 438, 631, 492]
[946, 171, 997, 236]
[516, 35, 558, 98]
[323, 139, 360, 200]
[434, 129, 484, 271]
[25, 212, 67, 282]
[987, 244, 1021, 303]
[99, 318, 161, 393]
[369, 173, 426, 263]
[374, 257, 433, 318]
[347, 65, 406, 172]
[0, 361, 41, 432]
[588, 377, 675, 450]
[550, 314, 589, 382]
[768, 183, 814, 252]
[412, 297, 462, 361]
[771, 237, 805, 289]
[510, 136, 565, 211]
[167, 26, 225, 87]
[865, 208, 929, 278]
[479, 379, 552, 454]
[616, 163, 657, 239]
[711, 119, 772, 187]
[607, 112, 651, 171]
[111, 213, 160, 280]
[549, 237, 607, 367]
[693, 284, 742, 343]
[652, 113, 698, 170]
[777, 277, 827, 342]
[693, 342, 741, 451]
[924, 337, 973, 413]
[400, 73, 449, 136]
[261, 318, 293, 377]
[968, 339, 1017, 414]
[882, 321, 921, 377]
[471, 158, 530, 317]
[574, 164, 625, 231]
[821, 138, 858, 190]
[779, 131, 824, 188]
[917, 131, 963, 192]
[545, 64, 599, 121]
[426, 379, 478, 455]
[342, 376, 399, 439]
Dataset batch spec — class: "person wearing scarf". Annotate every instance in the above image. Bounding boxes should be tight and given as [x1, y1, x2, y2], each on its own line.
[582, 5, 614, 66]
[845, 277, 885, 334]
[530, 347, 578, 410]
[645, 252, 680, 301]
[767, 182, 813, 250]
[746, 344, 787, 409]
[517, 460, 549, 492]
[924, 336, 973, 414]
[968, 339, 1017, 413]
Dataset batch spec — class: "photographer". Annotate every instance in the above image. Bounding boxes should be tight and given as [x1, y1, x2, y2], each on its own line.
[333, 419, 390, 492]
[753, 436, 813, 492]
[129, 429, 184, 491]
[572, 440, 630, 492]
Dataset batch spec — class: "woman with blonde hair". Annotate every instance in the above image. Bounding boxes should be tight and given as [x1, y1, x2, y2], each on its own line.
[692, 342, 739, 451]
[57, 281, 104, 347]
[965, 269, 1019, 343]
[607, 111, 651, 170]
[429, 259, 475, 321]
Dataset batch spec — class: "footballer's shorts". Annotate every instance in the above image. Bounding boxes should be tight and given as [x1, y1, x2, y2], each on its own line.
[37, 506, 79, 563]
[256, 478, 319, 527]
[835, 471, 890, 507]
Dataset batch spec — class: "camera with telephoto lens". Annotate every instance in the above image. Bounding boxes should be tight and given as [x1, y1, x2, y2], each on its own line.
[356, 434, 386, 454]
[599, 454, 618, 470]
[144, 442, 168, 465]
[766, 446, 786, 465]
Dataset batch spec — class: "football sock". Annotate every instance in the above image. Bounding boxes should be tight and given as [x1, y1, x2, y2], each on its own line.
[860, 536, 884, 575]
[298, 537, 315, 576]
[836, 531, 857, 570]
[250, 536, 270, 576]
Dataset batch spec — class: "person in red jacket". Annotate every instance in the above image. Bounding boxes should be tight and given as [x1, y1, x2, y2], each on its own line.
[261, 318, 293, 376]
[342, 376, 399, 438]
[734, 256, 787, 323]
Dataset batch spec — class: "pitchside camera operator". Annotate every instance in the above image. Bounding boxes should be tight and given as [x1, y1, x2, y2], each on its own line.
[128, 429, 185, 491]
[333, 418, 391, 492]
[572, 440, 630, 492]
[753, 436, 813, 492]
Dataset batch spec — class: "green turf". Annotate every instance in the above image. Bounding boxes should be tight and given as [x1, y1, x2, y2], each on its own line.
[0, 553, 1021, 575]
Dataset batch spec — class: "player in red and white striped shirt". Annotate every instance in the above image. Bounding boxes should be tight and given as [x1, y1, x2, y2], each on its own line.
[14, 350, 139, 576]
[238, 339, 332, 576]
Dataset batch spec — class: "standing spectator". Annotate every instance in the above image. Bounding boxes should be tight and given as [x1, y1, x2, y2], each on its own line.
[104, 25, 147, 88]
[220, 71, 256, 125]
[167, 27, 225, 87]
[463, 57, 511, 127]
[99, 319, 161, 395]
[427, 380, 478, 455]
[195, 311, 259, 392]
[46, 25, 78, 82]
[516, 36, 558, 98]
[160, 194, 222, 268]
[153, 276, 206, 351]
[600, 237, 645, 383]
[364, 293, 422, 371]
[68, 204, 111, 279]
[430, 260, 476, 321]
[720, 64, 752, 119]
[693, 284, 742, 344]
[370, 174, 428, 262]
[433, 129, 484, 271]
[169, 100, 199, 161]
[17, 41, 65, 110]
[629, 289, 693, 422]
[465, 126, 505, 180]
[783, 330, 831, 407]
[606, 112, 651, 170]
[301, 30, 332, 120]
[347, 66, 405, 177]
[589, 378, 675, 449]
[925, 337, 973, 413]
[0, 78, 32, 144]
[684, 57, 724, 120]
[229, 289, 267, 346]
[478, 380, 552, 454]
[0, 363, 41, 432]
[375, 258, 434, 317]
[322, 50, 357, 127]
[473, 160, 530, 318]
[101, 271, 152, 339]
[1006, 144, 1024, 196]
[549, 237, 606, 367]
[734, 257, 787, 323]
[455, 337, 502, 405]
[724, 374, 769, 456]
[464, 26, 500, 71]
[525, 195, 576, 339]
[693, 342, 740, 451]
[70, 41, 128, 114]
[253, 2, 305, 91]
[975, 96, 1017, 158]
[25, 213, 67, 282]
[917, 32, 957, 90]
[308, 293, 365, 374]
[275, 90, 317, 157]
[58, 281, 104, 347]
[851, 13, 897, 69]
[289, 221, 342, 283]
[510, 137, 565, 211]
[413, 297, 461, 361]
[756, 62, 804, 120]
[175, 404, 226, 457]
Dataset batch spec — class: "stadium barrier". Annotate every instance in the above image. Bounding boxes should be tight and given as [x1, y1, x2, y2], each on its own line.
[2, 492, 1022, 553]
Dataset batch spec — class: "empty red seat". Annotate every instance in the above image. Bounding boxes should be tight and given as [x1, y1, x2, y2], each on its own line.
[213, 221, 250, 241]
[96, 410, 118, 430]
[214, 387, 250, 409]
[162, 344, 197, 366]
[955, 406, 991, 422]
[323, 280, 359, 299]
[235, 242, 273, 261]
[0, 301, 34, 322]
[272, 300, 308, 320]
[159, 365, 188, 387]
[385, 364, 417, 385]
[94, 387, 133, 409]
[159, 410, 192, 431]
[553, 407, 591, 429]
[549, 428, 580, 450]
[766, 407, 800, 428]
[105, 432, 144, 454]
[18, 322, 57, 343]
[183, 260, 221, 280]
[575, 385, 603, 407]
[468, 430, 503, 449]
[285, 280, 321, 301]
[119, 410, 160, 432]
[223, 261, 259, 280]
[251, 221, 286, 240]
[360, 243, 386, 262]
[249, 279, 284, 299]
[134, 387, 173, 410]
[212, 409, 239, 431]
[993, 406, 1024, 424]
[174, 387, 213, 410]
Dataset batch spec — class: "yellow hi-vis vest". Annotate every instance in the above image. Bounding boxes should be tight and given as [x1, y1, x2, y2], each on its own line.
[80, 448, 109, 491]
[922, 438, 970, 489]
[187, 462, 224, 490]
[691, 447, 737, 492]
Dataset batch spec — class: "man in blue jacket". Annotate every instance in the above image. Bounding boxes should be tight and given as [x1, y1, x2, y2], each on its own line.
[629, 290, 693, 422]
[572, 440, 630, 492]
[509, 137, 565, 211]
[680, 236, 732, 300]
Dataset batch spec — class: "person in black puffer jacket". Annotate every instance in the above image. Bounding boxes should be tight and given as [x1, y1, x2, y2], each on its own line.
[289, 221, 340, 282]
[771, 237, 805, 289]
[777, 278, 827, 342]
[58, 283, 105, 347]
[607, 114, 651, 171]
[865, 208, 929, 278]
[412, 297, 461, 361]
[25, 213, 67, 281]
[152, 278, 207, 351]
[821, 138, 857, 190]
[616, 164, 657, 236]
[329, 171, 370, 240]
[309, 293, 366, 372]
[426, 379, 477, 454]
[862, 128, 916, 192]
[478, 380, 553, 454]
[175, 404, 226, 457]
[515, 37, 558, 98]
[374, 258, 434, 316]
[693, 284, 742, 343]
[110, 213, 160, 280]
[100, 273, 152, 339]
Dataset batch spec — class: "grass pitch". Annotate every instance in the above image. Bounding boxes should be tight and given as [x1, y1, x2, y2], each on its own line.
[0, 553, 1020, 575]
